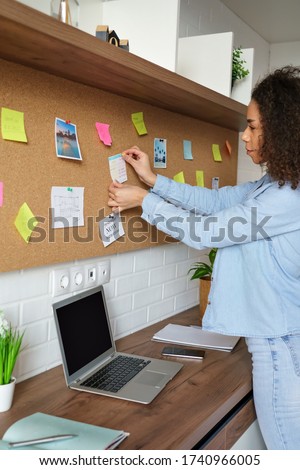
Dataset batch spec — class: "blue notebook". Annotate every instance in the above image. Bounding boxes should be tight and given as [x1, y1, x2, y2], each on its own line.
[0, 413, 129, 450]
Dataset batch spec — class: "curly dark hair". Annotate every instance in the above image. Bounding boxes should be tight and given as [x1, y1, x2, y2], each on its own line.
[251, 66, 300, 189]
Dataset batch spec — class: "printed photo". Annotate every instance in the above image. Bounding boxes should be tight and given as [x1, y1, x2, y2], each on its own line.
[55, 118, 82, 160]
[154, 138, 167, 168]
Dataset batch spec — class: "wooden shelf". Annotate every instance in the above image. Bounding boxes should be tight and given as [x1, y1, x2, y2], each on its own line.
[0, 0, 247, 130]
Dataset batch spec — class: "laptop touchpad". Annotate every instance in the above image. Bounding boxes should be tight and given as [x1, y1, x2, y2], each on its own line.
[135, 370, 168, 387]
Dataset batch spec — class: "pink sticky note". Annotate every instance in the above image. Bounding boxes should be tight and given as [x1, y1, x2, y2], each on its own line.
[0, 182, 3, 207]
[95, 122, 112, 146]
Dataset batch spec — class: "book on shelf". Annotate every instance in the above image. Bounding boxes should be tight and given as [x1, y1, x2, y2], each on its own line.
[152, 324, 240, 352]
[0, 412, 129, 450]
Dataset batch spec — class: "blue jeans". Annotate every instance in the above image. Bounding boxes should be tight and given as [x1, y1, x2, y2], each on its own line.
[246, 335, 300, 449]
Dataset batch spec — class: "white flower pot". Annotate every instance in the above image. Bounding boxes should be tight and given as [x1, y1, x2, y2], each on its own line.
[0, 377, 16, 412]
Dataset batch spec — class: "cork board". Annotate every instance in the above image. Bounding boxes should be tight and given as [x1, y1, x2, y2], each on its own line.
[0, 58, 238, 273]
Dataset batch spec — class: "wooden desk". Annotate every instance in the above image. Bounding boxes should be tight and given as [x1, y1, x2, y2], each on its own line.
[0, 307, 254, 449]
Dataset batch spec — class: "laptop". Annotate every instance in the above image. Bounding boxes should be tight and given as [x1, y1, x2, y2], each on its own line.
[52, 285, 182, 404]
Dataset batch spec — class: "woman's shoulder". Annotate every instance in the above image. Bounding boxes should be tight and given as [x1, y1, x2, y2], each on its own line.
[262, 178, 300, 207]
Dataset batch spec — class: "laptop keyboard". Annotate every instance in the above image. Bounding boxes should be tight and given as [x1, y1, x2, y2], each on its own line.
[81, 355, 151, 393]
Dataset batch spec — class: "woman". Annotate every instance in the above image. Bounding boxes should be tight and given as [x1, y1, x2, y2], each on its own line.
[108, 66, 300, 449]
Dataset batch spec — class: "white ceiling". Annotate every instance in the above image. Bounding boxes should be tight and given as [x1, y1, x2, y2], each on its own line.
[221, 0, 300, 43]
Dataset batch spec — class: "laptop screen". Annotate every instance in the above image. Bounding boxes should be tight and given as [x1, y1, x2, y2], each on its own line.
[54, 287, 114, 377]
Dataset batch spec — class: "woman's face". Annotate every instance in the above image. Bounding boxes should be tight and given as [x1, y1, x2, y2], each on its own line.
[242, 99, 266, 164]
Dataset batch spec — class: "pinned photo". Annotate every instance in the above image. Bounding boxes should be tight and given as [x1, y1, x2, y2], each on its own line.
[154, 138, 167, 169]
[55, 118, 82, 160]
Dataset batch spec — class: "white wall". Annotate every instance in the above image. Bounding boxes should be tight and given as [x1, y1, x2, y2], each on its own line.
[17, 0, 103, 34]
[102, 0, 180, 71]
[16, 0, 50, 14]
[270, 41, 300, 69]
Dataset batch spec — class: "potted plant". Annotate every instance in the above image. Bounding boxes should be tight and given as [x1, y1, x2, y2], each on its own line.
[232, 47, 249, 89]
[188, 248, 217, 323]
[0, 310, 24, 412]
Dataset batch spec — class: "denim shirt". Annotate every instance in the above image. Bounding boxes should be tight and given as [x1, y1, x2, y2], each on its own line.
[142, 174, 300, 338]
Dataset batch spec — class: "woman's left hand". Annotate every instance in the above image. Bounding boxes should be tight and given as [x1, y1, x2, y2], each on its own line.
[108, 181, 148, 212]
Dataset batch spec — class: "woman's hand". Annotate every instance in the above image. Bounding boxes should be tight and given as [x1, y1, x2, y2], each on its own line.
[108, 181, 148, 212]
[122, 146, 157, 187]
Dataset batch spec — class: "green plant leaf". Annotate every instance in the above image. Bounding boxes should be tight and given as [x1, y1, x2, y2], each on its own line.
[0, 324, 24, 385]
[232, 47, 249, 83]
[188, 248, 218, 280]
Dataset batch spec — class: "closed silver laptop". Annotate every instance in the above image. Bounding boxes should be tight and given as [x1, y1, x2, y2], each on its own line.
[53, 285, 182, 404]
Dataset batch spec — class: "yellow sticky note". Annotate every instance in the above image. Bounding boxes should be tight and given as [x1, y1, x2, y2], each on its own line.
[131, 112, 147, 136]
[196, 170, 204, 187]
[1, 107, 28, 142]
[14, 202, 38, 243]
[212, 144, 222, 162]
[173, 171, 185, 183]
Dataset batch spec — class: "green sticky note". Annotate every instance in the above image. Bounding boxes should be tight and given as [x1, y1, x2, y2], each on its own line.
[212, 144, 222, 162]
[196, 170, 204, 187]
[173, 171, 185, 183]
[131, 112, 147, 136]
[1, 107, 28, 142]
[14, 202, 38, 243]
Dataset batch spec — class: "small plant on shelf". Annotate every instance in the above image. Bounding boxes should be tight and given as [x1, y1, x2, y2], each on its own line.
[232, 47, 249, 87]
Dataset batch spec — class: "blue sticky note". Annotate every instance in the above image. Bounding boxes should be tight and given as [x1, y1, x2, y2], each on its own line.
[183, 140, 193, 160]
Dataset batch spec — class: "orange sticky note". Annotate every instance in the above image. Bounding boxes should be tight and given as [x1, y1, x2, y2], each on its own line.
[225, 140, 232, 155]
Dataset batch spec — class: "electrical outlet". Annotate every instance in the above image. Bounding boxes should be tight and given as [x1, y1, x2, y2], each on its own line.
[84, 265, 97, 288]
[70, 266, 85, 292]
[52, 269, 71, 296]
[97, 260, 111, 285]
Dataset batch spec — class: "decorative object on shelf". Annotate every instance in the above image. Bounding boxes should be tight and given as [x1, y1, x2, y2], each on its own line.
[51, 0, 79, 27]
[59, 0, 71, 24]
[232, 47, 249, 89]
[188, 248, 217, 323]
[0, 310, 24, 412]
[96, 25, 130, 51]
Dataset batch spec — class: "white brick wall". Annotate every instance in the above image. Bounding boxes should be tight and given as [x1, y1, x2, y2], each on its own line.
[0, 243, 203, 383]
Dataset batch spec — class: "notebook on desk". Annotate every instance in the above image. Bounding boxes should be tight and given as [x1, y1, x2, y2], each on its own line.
[52, 285, 182, 404]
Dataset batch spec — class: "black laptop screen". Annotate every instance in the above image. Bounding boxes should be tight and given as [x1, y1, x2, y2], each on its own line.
[55, 289, 113, 376]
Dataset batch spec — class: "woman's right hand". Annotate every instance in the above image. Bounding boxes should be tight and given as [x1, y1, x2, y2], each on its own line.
[122, 146, 157, 187]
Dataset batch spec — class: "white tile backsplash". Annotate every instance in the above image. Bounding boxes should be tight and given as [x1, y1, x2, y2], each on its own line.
[149, 265, 176, 287]
[133, 285, 163, 310]
[116, 271, 149, 296]
[0, 243, 200, 384]
[148, 298, 175, 323]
